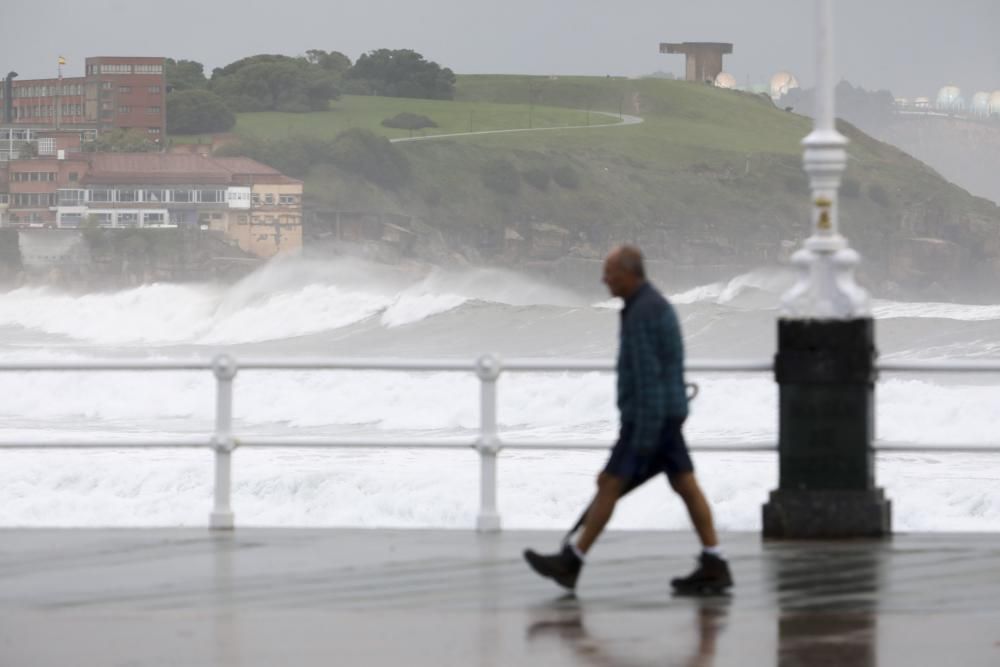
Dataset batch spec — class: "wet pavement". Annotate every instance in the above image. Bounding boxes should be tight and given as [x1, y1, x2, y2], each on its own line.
[1, 529, 998, 666]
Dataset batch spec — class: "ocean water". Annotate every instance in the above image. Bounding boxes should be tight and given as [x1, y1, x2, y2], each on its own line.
[0, 257, 997, 532]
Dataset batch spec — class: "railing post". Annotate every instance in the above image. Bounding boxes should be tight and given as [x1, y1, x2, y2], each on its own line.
[210, 354, 238, 530]
[475, 354, 502, 532]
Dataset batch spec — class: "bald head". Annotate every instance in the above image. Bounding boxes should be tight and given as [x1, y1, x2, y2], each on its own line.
[603, 245, 647, 299]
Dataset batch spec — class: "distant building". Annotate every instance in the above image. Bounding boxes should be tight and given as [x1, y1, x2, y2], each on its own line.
[1, 57, 166, 160]
[0, 152, 301, 259]
[659, 42, 733, 83]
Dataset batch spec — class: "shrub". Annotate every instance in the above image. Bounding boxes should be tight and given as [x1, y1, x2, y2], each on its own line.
[381, 113, 438, 131]
[481, 159, 520, 195]
[552, 164, 580, 189]
[521, 167, 551, 191]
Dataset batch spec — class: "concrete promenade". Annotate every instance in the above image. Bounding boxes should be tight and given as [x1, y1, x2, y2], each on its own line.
[1, 529, 998, 666]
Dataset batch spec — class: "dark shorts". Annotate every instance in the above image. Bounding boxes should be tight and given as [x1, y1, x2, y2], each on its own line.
[602, 417, 693, 485]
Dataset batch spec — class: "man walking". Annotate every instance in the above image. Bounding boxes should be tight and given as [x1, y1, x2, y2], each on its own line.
[524, 245, 732, 594]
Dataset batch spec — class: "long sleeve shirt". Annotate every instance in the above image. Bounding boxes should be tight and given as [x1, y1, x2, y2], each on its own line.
[616, 282, 688, 453]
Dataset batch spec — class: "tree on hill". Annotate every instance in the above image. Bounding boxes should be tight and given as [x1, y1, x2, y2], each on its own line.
[166, 89, 235, 134]
[347, 49, 456, 100]
[165, 59, 208, 91]
[210, 58, 340, 112]
[305, 49, 352, 75]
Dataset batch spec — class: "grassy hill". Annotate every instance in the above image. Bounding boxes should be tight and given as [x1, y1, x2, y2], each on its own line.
[173, 75, 1000, 296]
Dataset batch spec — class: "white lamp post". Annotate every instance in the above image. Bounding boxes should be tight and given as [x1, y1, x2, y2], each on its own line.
[781, 0, 869, 319]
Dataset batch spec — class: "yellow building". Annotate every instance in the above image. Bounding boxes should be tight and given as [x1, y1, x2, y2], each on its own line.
[210, 157, 303, 258]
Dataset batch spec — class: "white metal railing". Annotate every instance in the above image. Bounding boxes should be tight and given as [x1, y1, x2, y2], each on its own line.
[1, 355, 999, 531]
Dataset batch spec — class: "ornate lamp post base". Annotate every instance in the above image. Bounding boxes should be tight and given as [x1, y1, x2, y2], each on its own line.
[764, 318, 891, 538]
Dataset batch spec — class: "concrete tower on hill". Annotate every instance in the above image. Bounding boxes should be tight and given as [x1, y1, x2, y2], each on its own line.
[659, 42, 733, 83]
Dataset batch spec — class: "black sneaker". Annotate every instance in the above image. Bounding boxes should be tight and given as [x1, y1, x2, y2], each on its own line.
[524, 545, 583, 591]
[671, 553, 733, 595]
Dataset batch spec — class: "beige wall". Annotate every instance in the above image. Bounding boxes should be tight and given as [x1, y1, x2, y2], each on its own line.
[223, 182, 303, 258]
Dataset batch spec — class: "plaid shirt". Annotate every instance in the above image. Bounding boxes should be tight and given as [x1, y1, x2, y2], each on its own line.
[616, 282, 688, 452]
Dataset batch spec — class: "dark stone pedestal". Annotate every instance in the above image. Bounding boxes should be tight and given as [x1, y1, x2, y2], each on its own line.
[763, 489, 891, 539]
[763, 318, 892, 539]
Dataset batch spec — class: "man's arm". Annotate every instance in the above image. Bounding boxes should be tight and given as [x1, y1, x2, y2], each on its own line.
[623, 318, 668, 453]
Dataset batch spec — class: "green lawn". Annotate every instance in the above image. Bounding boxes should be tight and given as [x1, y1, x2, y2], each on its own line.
[171, 95, 616, 144]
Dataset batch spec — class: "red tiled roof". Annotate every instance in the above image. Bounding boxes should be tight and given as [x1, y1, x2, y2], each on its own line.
[83, 153, 234, 185]
[210, 157, 303, 185]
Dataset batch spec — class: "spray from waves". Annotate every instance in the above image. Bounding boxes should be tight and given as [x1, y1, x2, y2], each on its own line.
[872, 300, 1000, 321]
[0, 258, 592, 346]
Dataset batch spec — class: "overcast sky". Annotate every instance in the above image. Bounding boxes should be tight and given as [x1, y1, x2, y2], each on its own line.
[2, 0, 997, 98]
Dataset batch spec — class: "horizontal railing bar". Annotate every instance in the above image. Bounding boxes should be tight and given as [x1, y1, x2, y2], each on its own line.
[874, 444, 1000, 454]
[0, 360, 214, 372]
[0, 357, 774, 373]
[5, 357, 1000, 375]
[236, 438, 474, 450]
[0, 439, 996, 454]
[877, 360, 1000, 373]
[500, 441, 778, 452]
[0, 439, 208, 449]
[236, 358, 478, 372]
[499, 358, 773, 373]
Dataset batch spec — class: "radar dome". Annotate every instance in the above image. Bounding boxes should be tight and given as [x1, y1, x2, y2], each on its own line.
[769, 71, 799, 99]
[936, 86, 964, 111]
[972, 92, 991, 115]
[714, 72, 736, 89]
[990, 91, 1000, 115]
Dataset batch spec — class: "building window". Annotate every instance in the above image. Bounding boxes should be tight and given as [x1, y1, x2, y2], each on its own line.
[119, 86, 132, 94]
[118, 189, 138, 202]
[264, 193, 274, 205]
[0, 194, 8, 204]
[146, 106, 161, 114]
[100, 64, 133, 75]
[147, 86, 161, 94]
[118, 105, 131, 114]
[133, 64, 163, 74]
[148, 128, 161, 134]
[279, 195, 296, 205]
[89, 189, 112, 203]
[251, 193, 260, 205]
[69, 172, 78, 182]
[198, 190, 224, 204]
[171, 189, 192, 203]
[143, 189, 165, 203]
[144, 212, 165, 225]
[101, 81, 113, 90]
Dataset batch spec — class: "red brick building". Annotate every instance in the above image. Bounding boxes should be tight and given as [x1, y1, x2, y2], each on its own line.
[0, 153, 302, 259]
[1, 57, 166, 157]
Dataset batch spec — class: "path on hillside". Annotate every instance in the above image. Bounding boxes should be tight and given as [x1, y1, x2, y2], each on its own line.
[390, 111, 643, 144]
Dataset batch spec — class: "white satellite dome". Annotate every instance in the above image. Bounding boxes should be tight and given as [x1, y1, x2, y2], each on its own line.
[769, 71, 799, 99]
[990, 91, 1000, 115]
[936, 85, 964, 111]
[714, 72, 736, 89]
[972, 92, 991, 115]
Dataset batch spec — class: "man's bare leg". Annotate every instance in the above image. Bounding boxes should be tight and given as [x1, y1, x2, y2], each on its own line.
[576, 472, 625, 554]
[669, 472, 719, 548]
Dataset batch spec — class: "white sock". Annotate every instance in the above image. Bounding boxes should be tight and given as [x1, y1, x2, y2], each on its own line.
[570, 544, 586, 562]
[702, 546, 724, 559]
